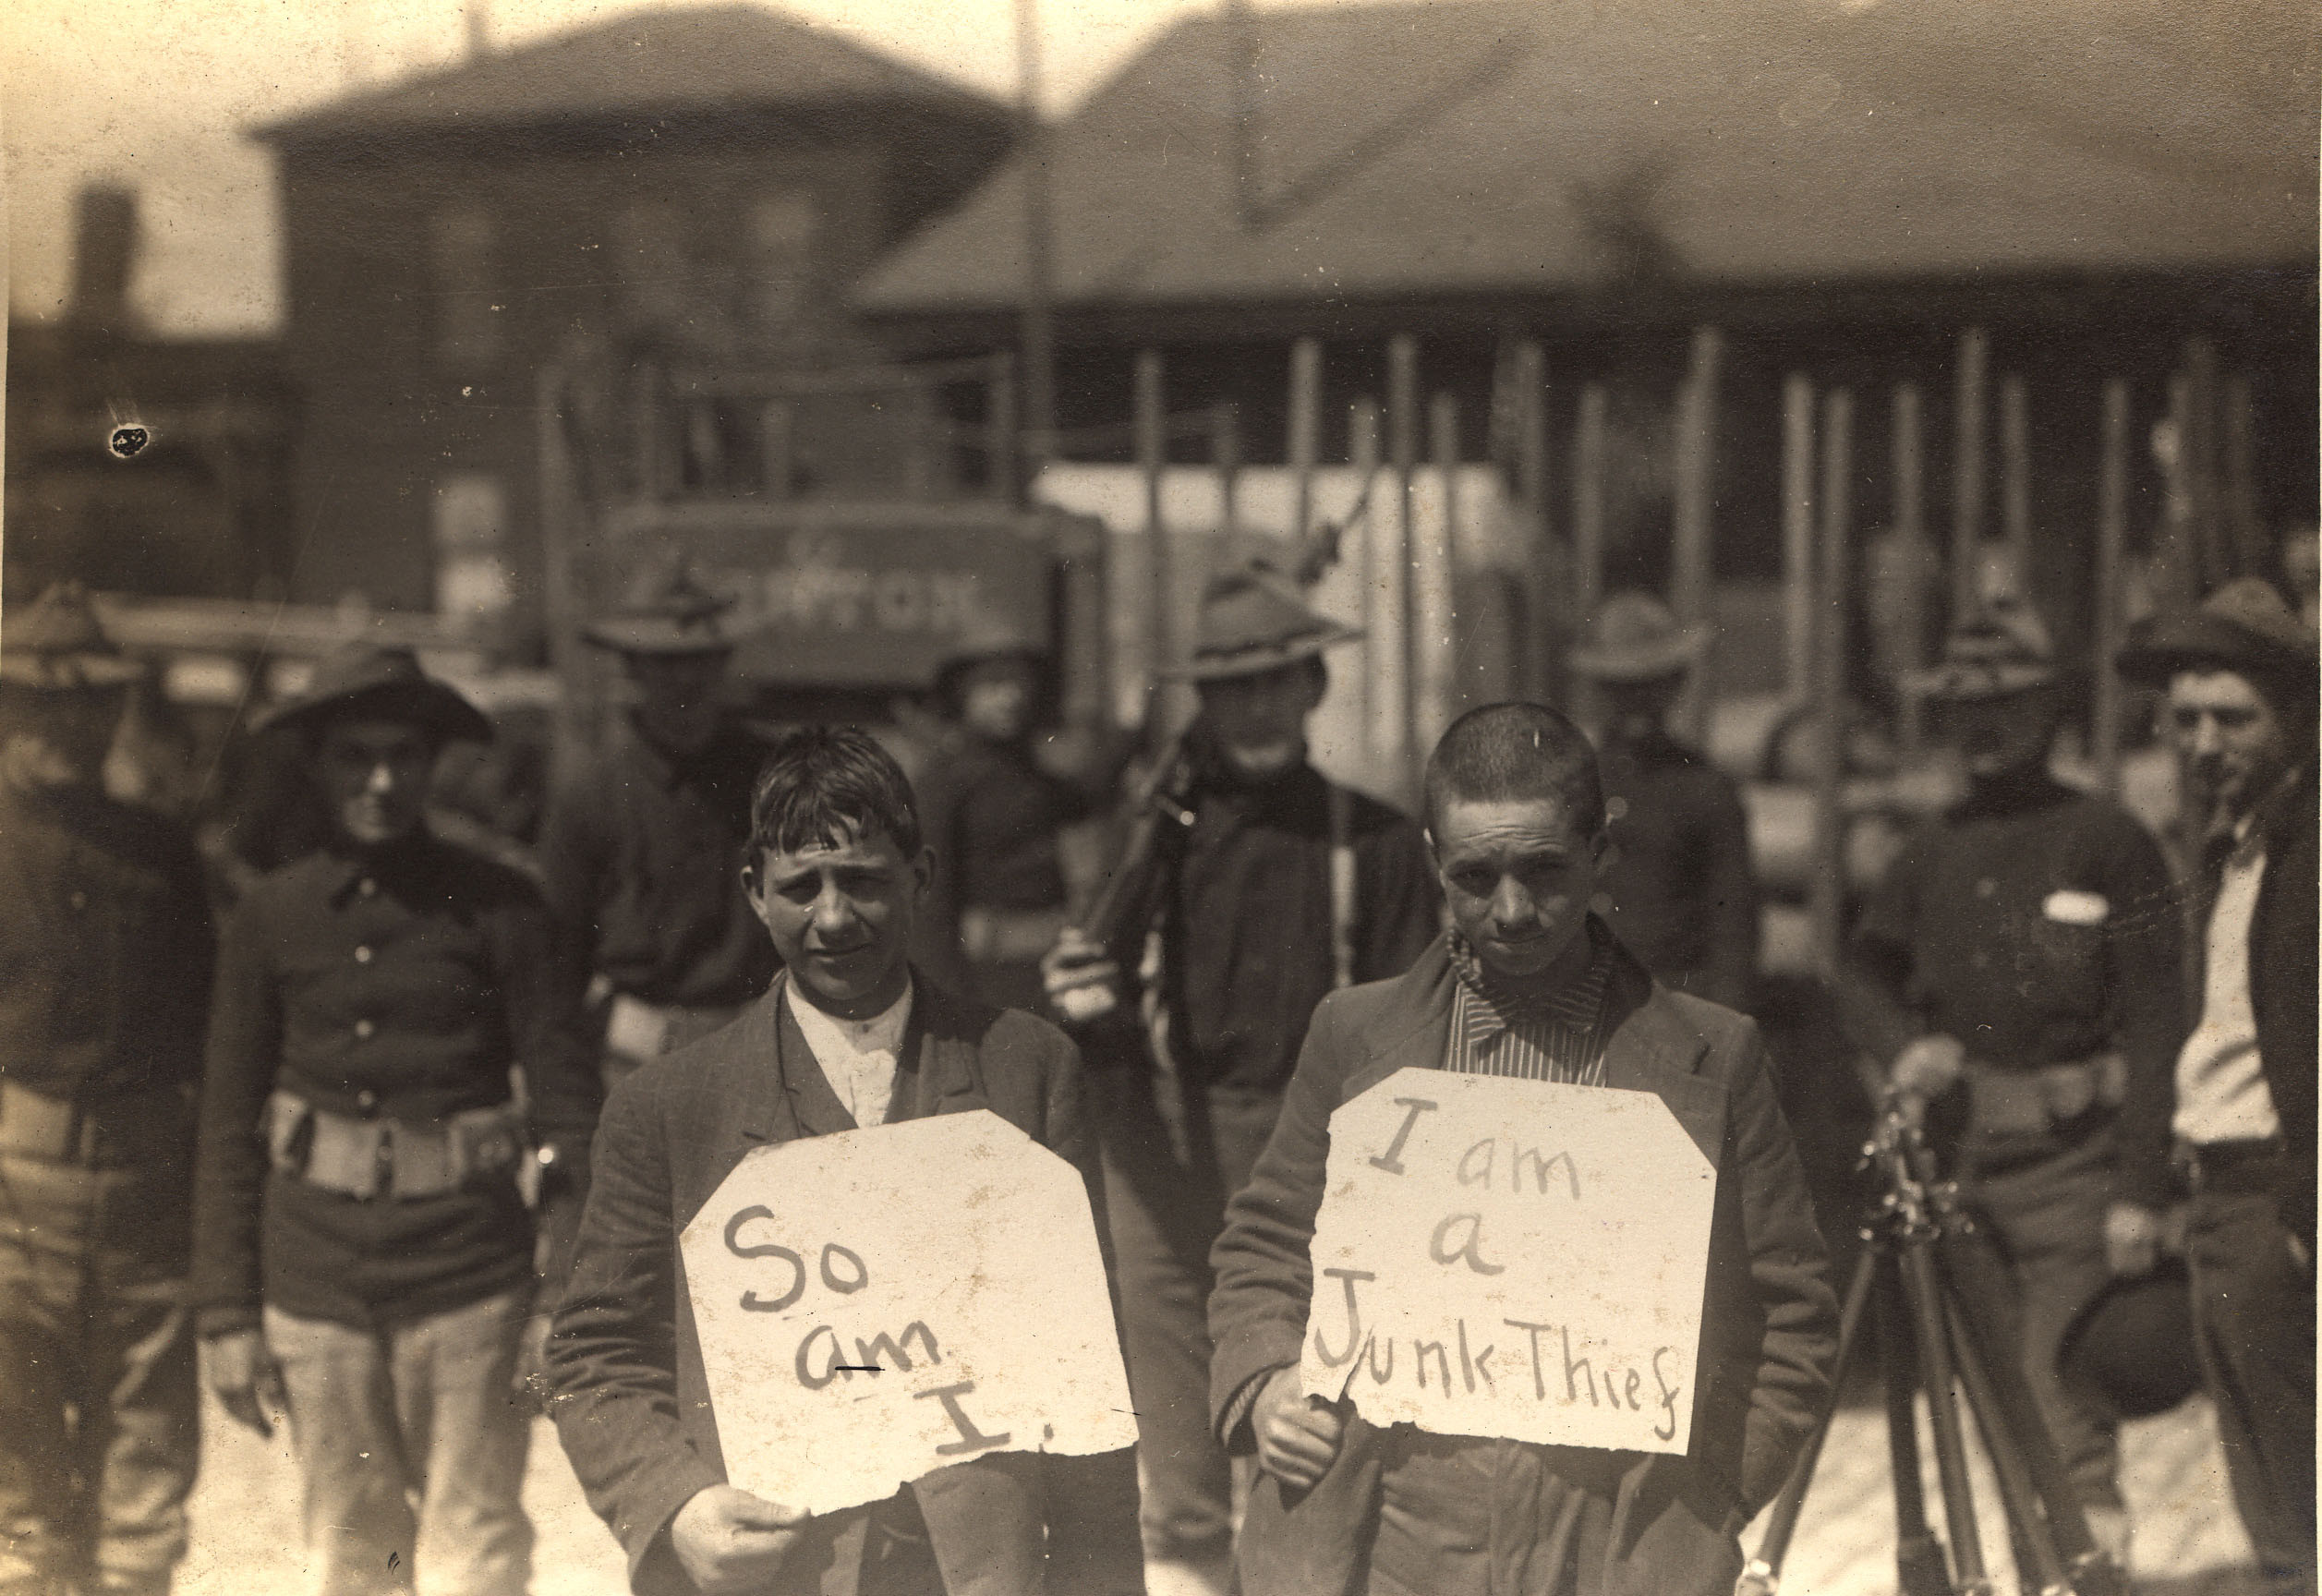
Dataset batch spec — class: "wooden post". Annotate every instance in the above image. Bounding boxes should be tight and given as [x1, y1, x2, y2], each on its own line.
[2094, 380, 2130, 798]
[2223, 372, 2263, 579]
[987, 352, 1020, 504]
[1571, 381, 1609, 728]
[2183, 337, 2223, 590]
[1213, 401, 1242, 538]
[538, 361, 589, 762]
[1133, 351, 1167, 719]
[1810, 387, 1855, 980]
[1951, 327, 1988, 620]
[1891, 382, 1927, 752]
[2000, 372, 2032, 598]
[1012, 0, 1057, 477]
[1288, 337, 1323, 541]
[1671, 324, 1723, 748]
[1782, 375, 1817, 704]
[634, 361, 663, 501]
[1351, 397, 1392, 767]
[1512, 341, 1554, 703]
[1387, 335, 1421, 792]
[2154, 369, 2199, 611]
[1417, 393, 1460, 754]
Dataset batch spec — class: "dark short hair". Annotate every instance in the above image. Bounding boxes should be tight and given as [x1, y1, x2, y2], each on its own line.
[1423, 701, 1604, 838]
[749, 726, 923, 861]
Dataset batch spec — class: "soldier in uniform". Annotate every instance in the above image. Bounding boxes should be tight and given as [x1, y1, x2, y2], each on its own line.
[0, 583, 215, 1596]
[1044, 562, 1441, 1595]
[1568, 593, 1760, 1010]
[192, 645, 600, 1596]
[538, 564, 777, 1087]
[911, 628, 1094, 1012]
[1837, 606, 2183, 1563]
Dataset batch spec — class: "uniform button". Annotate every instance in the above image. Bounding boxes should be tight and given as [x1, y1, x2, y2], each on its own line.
[356, 1090, 378, 1111]
[355, 1019, 376, 1040]
[68, 891, 88, 911]
[358, 878, 377, 898]
[355, 946, 373, 964]
[1590, 892, 1615, 915]
[1976, 878, 1997, 898]
[1605, 795, 1630, 822]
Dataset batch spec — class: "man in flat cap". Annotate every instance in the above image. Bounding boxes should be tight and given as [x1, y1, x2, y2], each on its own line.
[539, 562, 779, 1093]
[1043, 562, 1440, 1595]
[0, 583, 214, 1596]
[192, 644, 600, 1596]
[1567, 593, 1760, 1012]
[2116, 577, 2316, 1595]
[1837, 602, 2183, 1565]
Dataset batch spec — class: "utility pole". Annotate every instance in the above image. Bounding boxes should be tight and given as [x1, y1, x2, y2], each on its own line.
[1014, 0, 1058, 485]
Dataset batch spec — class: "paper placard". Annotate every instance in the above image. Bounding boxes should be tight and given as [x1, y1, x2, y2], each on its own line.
[680, 1110, 1136, 1515]
[1300, 1068, 1716, 1453]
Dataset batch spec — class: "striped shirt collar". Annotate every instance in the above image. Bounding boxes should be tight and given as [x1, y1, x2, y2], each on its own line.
[1444, 917, 1619, 1087]
[1446, 916, 1615, 1031]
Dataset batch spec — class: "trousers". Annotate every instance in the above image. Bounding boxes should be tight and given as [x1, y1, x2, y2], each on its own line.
[0, 1147, 198, 1596]
[263, 1285, 535, 1596]
[1096, 1075, 1282, 1564]
[2183, 1189, 2316, 1595]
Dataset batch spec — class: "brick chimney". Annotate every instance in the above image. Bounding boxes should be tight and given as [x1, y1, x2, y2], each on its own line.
[67, 184, 139, 335]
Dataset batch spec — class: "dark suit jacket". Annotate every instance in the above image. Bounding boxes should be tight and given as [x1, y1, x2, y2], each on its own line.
[547, 968, 1137, 1596]
[1207, 935, 1838, 1596]
[2250, 762, 2316, 1247]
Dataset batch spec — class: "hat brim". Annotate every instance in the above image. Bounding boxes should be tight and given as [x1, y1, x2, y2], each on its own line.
[2115, 611, 2317, 692]
[0, 652, 144, 692]
[1567, 635, 1701, 683]
[583, 620, 739, 656]
[1162, 623, 1362, 682]
[256, 679, 494, 744]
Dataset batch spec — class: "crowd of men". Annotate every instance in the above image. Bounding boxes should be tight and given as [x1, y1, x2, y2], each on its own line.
[0, 554, 2311, 1596]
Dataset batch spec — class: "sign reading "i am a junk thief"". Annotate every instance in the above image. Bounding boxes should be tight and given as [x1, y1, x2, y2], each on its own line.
[680, 1111, 1136, 1516]
[1300, 1069, 1717, 1453]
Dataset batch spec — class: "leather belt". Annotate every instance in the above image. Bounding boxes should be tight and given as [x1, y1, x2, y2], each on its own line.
[2174, 1137, 2287, 1197]
[0, 1078, 193, 1167]
[265, 1091, 525, 1202]
[1965, 1052, 2126, 1141]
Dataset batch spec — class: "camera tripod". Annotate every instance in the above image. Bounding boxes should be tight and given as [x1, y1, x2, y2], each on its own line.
[1737, 1101, 2128, 1596]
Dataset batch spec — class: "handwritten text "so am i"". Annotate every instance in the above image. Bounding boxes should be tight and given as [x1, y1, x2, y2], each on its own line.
[680, 1111, 1135, 1517]
[1299, 1069, 1716, 1454]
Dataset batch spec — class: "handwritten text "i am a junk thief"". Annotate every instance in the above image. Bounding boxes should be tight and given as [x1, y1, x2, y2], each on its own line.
[1299, 1069, 1716, 1454]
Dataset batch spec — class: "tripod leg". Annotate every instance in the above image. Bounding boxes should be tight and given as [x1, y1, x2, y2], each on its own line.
[1879, 1269, 1953, 1596]
[1940, 1290, 2077, 1595]
[1898, 1235, 1996, 1594]
[1739, 1239, 1881, 1595]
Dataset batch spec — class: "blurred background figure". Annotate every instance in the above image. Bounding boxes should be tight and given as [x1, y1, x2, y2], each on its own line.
[538, 562, 778, 1090]
[2116, 578, 2316, 1596]
[0, 582, 216, 1596]
[911, 624, 1100, 1011]
[1569, 591, 1760, 1012]
[1836, 602, 2184, 1567]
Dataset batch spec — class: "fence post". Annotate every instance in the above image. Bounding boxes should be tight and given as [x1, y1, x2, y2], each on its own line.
[1810, 387, 1854, 979]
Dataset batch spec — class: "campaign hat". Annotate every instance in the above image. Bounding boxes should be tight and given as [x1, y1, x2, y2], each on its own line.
[2114, 576, 2317, 694]
[2056, 1262, 2202, 1421]
[254, 642, 492, 745]
[1567, 592, 1702, 683]
[0, 581, 145, 692]
[584, 562, 738, 656]
[1906, 601, 2058, 702]
[1163, 561, 1361, 682]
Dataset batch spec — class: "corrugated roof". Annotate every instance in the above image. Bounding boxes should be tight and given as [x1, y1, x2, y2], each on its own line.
[258, 3, 1004, 143]
[856, 0, 2317, 314]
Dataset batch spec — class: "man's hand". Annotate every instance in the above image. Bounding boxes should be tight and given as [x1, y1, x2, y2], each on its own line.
[1252, 1367, 1346, 1493]
[203, 1329, 289, 1437]
[1890, 1034, 1966, 1102]
[669, 1485, 806, 1594]
[1042, 926, 1122, 1027]
[2103, 1202, 2163, 1277]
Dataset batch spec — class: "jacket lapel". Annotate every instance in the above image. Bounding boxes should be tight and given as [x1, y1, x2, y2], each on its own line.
[1339, 937, 1460, 1101]
[760, 972, 861, 1139]
[1597, 957, 1728, 1170]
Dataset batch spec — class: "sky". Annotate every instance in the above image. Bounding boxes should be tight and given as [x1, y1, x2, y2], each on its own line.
[4, 0, 1228, 335]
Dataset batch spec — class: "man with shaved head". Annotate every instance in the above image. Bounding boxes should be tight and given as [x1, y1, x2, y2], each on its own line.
[1207, 702, 1837, 1596]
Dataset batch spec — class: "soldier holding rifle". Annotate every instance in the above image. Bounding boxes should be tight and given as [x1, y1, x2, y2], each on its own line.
[1043, 561, 1439, 1595]
[1837, 604, 2183, 1566]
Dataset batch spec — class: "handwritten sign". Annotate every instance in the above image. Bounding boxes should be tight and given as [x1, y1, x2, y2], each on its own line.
[680, 1110, 1136, 1515]
[1300, 1068, 1716, 1453]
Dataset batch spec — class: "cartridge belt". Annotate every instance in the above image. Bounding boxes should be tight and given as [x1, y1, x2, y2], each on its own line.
[1965, 1052, 2127, 1141]
[2173, 1136, 2286, 1198]
[265, 1090, 525, 1202]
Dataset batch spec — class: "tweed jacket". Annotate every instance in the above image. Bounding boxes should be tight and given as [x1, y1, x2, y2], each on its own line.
[547, 968, 1133, 1596]
[1207, 935, 1838, 1596]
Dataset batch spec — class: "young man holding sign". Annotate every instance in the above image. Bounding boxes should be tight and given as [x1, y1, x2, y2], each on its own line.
[1208, 702, 1837, 1596]
[548, 728, 1141, 1596]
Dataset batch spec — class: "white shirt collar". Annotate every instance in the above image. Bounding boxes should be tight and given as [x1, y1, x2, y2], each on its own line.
[783, 975, 913, 1128]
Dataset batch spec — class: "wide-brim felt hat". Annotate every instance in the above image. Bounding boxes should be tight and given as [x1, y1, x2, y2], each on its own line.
[2056, 1261, 2201, 1421]
[254, 643, 493, 744]
[1568, 591, 1703, 683]
[0, 580, 145, 692]
[1905, 601, 2060, 702]
[584, 562, 739, 655]
[2115, 576, 2317, 692]
[1163, 562, 1361, 682]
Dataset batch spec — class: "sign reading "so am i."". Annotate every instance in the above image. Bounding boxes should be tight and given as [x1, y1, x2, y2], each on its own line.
[679, 1111, 1136, 1516]
[1300, 1068, 1717, 1454]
